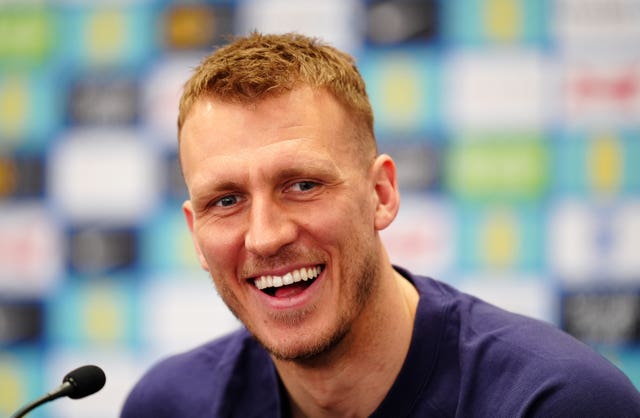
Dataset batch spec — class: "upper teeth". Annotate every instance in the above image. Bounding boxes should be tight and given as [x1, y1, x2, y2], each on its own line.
[254, 266, 322, 290]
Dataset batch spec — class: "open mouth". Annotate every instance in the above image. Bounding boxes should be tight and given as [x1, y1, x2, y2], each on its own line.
[253, 265, 325, 297]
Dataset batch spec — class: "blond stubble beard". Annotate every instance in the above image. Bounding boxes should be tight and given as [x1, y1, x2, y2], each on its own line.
[211, 245, 381, 363]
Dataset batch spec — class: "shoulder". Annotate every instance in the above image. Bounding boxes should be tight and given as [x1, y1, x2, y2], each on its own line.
[403, 271, 640, 416]
[120, 328, 261, 418]
[520, 355, 640, 417]
[457, 294, 640, 415]
[406, 272, 610, 370]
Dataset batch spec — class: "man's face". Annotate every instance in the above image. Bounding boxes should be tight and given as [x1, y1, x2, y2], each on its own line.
[180, 86, 389, 361]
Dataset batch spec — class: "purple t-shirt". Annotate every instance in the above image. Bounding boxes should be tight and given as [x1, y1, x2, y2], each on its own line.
[121, 268, 640, 417]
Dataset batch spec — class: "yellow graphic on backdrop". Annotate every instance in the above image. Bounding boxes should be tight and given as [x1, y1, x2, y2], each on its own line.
[87, 9, 126, 63]
[0, 360, 26, 416]
[85, 284, 125, 343]
[485, 0, 521, 42]
[482, 209, 519, 269]
[380, 57, 424, 128]
[0, 76, 28, 141]
[588, 133, 622, 196]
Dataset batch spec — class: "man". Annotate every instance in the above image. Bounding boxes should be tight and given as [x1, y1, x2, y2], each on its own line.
[122, 32, 640, 417]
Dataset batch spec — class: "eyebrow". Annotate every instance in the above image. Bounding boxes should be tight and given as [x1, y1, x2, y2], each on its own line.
[272, 160, 342, 184]
[190, 157, 342, 198]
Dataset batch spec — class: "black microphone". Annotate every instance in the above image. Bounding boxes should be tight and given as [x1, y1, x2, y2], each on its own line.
[11, 365, 106, 418]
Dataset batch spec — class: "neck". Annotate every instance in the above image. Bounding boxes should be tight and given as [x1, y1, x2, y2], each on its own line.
[273, 266, 419, 418]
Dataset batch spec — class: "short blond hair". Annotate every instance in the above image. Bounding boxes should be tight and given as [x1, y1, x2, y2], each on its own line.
[177, 32, 375, 151]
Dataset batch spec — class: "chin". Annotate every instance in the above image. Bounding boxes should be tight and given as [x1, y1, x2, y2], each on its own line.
[258, 319, 351, 363]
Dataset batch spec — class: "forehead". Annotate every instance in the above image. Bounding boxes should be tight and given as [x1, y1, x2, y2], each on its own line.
[179, 87, 361, 187]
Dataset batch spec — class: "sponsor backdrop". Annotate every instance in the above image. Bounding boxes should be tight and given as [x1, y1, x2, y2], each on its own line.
[1, 0, 639, 416]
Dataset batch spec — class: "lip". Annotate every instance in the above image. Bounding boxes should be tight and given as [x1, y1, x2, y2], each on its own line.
[248, 264, 325, 311]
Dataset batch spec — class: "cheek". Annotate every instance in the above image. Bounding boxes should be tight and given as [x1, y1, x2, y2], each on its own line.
[300, 197, 374, 247]
[297, 203, 346, 238]
[195, 223, 243, 270]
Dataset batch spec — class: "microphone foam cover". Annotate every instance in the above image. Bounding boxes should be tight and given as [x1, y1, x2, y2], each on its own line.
[63, 365, 106, 399]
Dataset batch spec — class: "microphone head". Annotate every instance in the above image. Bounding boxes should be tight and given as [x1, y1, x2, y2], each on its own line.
[62, 365, 106, 399]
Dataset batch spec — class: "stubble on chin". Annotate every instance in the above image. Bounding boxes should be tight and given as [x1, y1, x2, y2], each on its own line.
[210, 246, 381, 364]
[263, 254, 380, 363]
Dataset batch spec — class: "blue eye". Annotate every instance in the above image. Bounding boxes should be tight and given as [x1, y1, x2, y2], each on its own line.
[214, 195, 239, 207]
[290, 181, 319, 192]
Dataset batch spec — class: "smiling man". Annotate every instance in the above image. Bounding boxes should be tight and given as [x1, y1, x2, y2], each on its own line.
[121, 33, 640, 417]
[179, 84, 413, 369]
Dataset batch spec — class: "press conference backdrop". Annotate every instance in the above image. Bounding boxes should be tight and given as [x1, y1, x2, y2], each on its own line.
[1, 0, 639, 416]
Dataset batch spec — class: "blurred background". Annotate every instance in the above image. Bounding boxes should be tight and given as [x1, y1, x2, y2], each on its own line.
[1, 0, 639, 416]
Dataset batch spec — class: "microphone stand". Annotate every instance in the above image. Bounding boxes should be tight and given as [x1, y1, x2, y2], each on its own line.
[11, 382, 73, 418]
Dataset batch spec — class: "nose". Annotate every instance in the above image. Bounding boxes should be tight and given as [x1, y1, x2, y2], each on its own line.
[244, 195, 298, 257]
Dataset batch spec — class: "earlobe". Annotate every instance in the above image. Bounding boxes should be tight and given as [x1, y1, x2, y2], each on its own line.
[183, 200, 210, 271]
[372, 154, 400, 231]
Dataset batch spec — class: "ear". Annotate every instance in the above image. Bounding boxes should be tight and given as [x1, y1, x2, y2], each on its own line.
[182, 200, 210, 271]
[371, 154, 400, 231]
